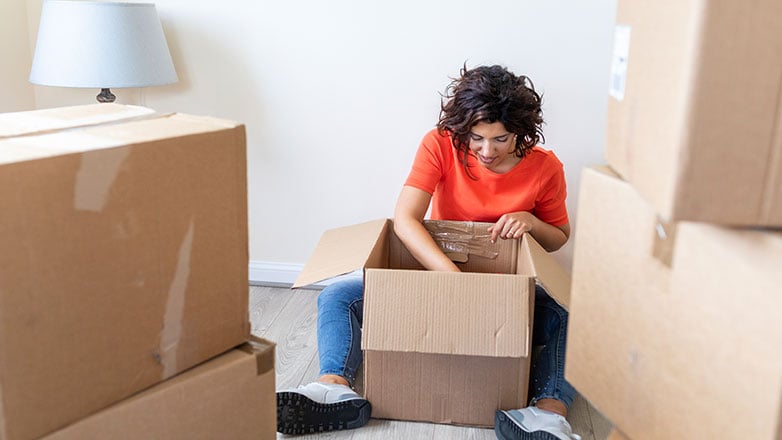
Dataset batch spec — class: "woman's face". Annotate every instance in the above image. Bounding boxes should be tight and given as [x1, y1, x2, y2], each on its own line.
[468, 121, 519, 173]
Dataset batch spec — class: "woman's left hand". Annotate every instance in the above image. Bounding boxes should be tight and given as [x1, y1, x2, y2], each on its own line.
[488, 211, 537, 243]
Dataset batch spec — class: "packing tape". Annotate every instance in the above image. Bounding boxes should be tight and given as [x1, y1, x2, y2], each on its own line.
[158, 219, 195, 378]
[651, 220, 678, 268]
[74, 147, 129, 212]
[238, 337, 276, 375]
[424, 220, 500, 261]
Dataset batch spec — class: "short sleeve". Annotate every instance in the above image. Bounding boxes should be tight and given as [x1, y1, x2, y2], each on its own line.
[534, 157, 569, 226]
[403, 129, 448, 195]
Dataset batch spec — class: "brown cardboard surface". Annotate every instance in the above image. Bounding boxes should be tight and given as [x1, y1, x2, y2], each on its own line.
[0, 105, 250, 440]
[607, 429, 631, 440]
[606, 0, 782, 226]
[521, 234, 571, 310]
[296, 219, 569, 305]
[364, 350, 529, 427]
[389, 220, 518, 273]
[44, 337, 276, 440]
[0, 103, 155, 138]
[292, 219, 390, 288]
[363, 269, 532, 358]
[299, 218, 570, 427]
[566, 166, 782, 440]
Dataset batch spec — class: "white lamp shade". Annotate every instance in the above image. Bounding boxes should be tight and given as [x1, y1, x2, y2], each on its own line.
[29, 0, 178, 89]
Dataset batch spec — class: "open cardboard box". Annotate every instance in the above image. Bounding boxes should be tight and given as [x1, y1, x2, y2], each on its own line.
[294, 219, 570, 427]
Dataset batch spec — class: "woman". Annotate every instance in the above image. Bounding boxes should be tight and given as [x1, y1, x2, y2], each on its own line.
[277, 64, 580, 440]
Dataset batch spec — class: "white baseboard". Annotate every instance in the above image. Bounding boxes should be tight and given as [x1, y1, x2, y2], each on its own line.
[248, 260, 361, 289]
[248, 261, 302, 287]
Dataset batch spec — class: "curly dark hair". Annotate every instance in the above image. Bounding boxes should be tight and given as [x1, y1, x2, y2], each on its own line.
[437, 64, 544, 177]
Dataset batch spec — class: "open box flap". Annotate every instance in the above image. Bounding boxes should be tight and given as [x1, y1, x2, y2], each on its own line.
[522, 234, 572, 310]
[292, 219, 390, 288]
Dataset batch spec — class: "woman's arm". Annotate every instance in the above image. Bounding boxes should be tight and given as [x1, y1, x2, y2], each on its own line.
[393, 186, 461, 272]
[488, 211, 570, 252]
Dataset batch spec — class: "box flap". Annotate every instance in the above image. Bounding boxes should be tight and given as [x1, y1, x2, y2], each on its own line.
[292, 219, 390, 288]
[0, 103, 156, 138]
[522, 234, 572, 310]
[362, 269, 532, 358]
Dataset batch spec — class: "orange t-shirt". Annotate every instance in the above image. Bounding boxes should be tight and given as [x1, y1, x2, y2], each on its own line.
[404, 128, 569, 226]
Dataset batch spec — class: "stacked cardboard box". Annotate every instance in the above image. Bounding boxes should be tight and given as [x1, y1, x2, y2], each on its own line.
[565, 0, 782, 439]
[43, 337, 275, 440]
[294, 219, 571, 427]
[566, 167, 781, 439]
[0, 104, 275, 439]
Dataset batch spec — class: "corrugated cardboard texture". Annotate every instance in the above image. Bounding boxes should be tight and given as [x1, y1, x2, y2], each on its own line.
[606, 0, 782, 226]
[363, 270, 533, 358]
[566, 167, 782, 439]
[364, 350, 528, 427]
[44, 338, 276, 440]
[0, 106, 250, 440]
[292, 219, 390, 288]
[297, 218, 571, 427]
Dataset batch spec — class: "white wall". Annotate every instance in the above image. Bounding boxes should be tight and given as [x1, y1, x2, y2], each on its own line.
[23, 0, 617, 283]
[1, 0, 35, 112]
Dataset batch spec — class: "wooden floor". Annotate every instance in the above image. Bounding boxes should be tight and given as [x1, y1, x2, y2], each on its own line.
[250, 285, 613, 440]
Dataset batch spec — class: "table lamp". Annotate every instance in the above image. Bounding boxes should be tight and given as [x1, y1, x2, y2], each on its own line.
[29, 0, 178, 103]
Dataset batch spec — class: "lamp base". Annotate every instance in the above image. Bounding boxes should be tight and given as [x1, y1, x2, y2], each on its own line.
[96, 88, 116, 103]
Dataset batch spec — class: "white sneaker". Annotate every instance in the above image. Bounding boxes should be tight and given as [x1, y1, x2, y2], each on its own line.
[495, 407, 581, 440]
[276, 382, 371, 435]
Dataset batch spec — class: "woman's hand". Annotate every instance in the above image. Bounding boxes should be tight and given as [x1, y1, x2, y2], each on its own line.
[488, 212, 536, 242]
[488, 211, 571, 252]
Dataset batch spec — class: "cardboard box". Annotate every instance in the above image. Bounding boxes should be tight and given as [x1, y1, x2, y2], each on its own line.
[605, 0, 782, 226]
[565, 166, 782, 440]
[294, 219, 570, 427]
[44, 337, 276, 440]
[0, 104, 250, 440]
[607, 429, 630, 440]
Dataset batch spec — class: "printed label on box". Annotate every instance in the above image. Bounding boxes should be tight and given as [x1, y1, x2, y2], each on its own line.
[609, 25, 631, 101]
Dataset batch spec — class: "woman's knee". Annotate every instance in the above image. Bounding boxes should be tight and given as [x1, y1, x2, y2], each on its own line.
[317, 278, 363, 310]
[535, 287, 568, 326]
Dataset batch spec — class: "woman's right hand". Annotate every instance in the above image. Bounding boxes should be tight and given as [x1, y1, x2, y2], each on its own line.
[393, 186, 461, 272]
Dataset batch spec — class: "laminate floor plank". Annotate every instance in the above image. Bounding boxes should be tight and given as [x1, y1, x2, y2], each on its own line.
[255, 288, 320, 390]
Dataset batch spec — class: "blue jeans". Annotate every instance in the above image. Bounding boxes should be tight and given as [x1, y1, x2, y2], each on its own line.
[317, 278, 365, 385]
[316, 278, 576, 409]
[529, 284, 576, 408]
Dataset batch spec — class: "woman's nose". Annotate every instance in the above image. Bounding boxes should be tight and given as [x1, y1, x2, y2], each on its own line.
[479, 141, 493, 156]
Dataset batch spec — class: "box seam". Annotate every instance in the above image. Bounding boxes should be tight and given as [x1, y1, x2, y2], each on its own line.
[759, 67, 782, 224]
[0, 111, 172, 141]
[671, 0, 709, 221]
